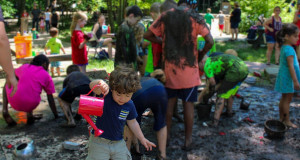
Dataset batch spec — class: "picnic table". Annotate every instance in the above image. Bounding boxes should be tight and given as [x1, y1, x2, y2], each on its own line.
[16, 54, 72, 64]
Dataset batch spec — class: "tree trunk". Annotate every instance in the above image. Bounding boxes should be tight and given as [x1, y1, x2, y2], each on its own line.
[107, 0, 114, 32]
[16, 0, 26, 26]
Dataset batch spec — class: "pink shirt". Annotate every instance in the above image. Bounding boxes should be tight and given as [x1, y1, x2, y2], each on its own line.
[6, 64, 55, 112]
[149, 10, 209, 89]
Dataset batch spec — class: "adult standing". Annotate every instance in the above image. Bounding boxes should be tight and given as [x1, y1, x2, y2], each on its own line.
[45, 8, 51, 33]
[0, 5, 18, 96]
[230, 2, 241, 41]
[31, 4, 41, 31]
[50, 9, 60, 28]
[144, 0, 214, 150]
[264, 6, 282, 65]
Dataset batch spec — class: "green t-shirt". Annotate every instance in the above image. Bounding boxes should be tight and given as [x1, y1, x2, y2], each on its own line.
[204, 13, 214, 25]
[45, 37, 63, 54]
[204, 54, 248, 82]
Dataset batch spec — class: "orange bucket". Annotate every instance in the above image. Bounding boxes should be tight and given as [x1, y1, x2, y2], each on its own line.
[14, 35, 32, 58]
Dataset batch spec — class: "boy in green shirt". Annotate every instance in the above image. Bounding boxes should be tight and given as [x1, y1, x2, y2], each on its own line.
[44, 27, 66, 76]
[204, 8, 214, 30]
[198, 53, 249, 126]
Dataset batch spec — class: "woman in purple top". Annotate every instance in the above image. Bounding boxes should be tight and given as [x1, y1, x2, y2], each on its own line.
[264, 6, 282, 65]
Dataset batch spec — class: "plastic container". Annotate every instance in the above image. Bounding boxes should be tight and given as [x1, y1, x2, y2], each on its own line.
[14, 34, 32, 58]
[196, 103, 212, 121]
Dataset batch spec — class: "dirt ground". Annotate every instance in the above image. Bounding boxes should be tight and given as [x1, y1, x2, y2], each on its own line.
[0, 76, 300, 160]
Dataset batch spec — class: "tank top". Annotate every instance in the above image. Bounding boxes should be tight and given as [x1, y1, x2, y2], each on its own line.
[92, 23, 103, 40]
[266, 16, 282, 37]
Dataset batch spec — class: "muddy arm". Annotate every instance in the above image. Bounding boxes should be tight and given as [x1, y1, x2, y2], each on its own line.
[47, 94, 58, 118]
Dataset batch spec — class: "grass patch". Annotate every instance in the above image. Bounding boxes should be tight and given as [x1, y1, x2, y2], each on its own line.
[215, 41, 277, 64]
[87, 56, 114, 73]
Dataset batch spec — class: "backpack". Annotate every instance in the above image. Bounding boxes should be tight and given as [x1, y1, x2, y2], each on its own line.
[95, 50, 109, 60]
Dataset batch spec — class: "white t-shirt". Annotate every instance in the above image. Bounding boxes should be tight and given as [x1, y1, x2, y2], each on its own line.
[45, 12, 51, 21]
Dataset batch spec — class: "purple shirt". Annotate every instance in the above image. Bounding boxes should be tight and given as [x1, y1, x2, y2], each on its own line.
[6, 64, 55, 112]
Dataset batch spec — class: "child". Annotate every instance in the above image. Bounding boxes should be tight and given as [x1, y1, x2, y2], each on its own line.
[44, 27, 66, 77]
[134, 23, 148, 75]
[58, 65, 91, 127]
[144, 0, 213, 150]
[2, 54, 58, 126]
[204, 8, 214, 30]
[86, 66, 156, 159]
[217, 10, 225, 36]
[275, 23, 300, 128]
[70, 12, 88, 74]
[39, 13, 45, 33]
[115, 5, 143, 70]
[198, 53, 249, 126]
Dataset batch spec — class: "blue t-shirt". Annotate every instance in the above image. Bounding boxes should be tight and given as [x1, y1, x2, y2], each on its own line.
[94, 91, 138, 141]
[0, 6, 4, 22]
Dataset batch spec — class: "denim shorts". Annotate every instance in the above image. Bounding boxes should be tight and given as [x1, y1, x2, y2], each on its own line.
[266, 34, 276, 43]
[166, 86, 198, 102]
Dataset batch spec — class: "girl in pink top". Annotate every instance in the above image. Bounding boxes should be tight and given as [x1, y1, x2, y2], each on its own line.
[2, 55, 58, 126]
[70, 12, 88, 74]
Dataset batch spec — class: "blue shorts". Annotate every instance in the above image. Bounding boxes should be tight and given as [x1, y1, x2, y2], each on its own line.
[230, 22, 240, 29]
[50, 53, 60, 67]
[132, 85, 167, 131]
[166, 86, 198, 102]
[266, 34, 276, 43]
[78, 63, 88, 66]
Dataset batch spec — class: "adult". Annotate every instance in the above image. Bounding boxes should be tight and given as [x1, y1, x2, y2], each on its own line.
[0, 5, 18, 96]
[198, 54, 249, 126]
[91, 15, 114, 59]
[2, 55, 58, 126]
[50, 9, 60, 28]
[293, 3, 300, 59]
[44, 8, 51, 33]
[49, 0, 57, 12]
[31, 4, 41, 31]
[144, 0, 214, 150]
[230, 2, 241, 41]
[264, 6, 282, 65]
[58, 65, 91, 127]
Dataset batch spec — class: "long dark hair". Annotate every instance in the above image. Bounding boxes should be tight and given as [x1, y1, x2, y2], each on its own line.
[276, 23, 299, 47]
[30, 54, 49, 69]
[156, 8, 195, 68]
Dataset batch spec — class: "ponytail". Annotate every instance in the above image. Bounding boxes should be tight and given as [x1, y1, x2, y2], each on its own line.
[276, 29, 284, 47]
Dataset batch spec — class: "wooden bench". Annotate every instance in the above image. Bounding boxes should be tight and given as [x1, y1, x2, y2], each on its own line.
[16, 54, 72, 64]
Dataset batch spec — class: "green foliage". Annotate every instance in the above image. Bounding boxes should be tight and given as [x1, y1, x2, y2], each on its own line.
[0, 0, 17, 18]
[231, 0, 295, 32]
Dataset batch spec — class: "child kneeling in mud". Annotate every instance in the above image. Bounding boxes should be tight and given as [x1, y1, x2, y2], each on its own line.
[86, 66, 156, 160]
[198, 53, 249, 126]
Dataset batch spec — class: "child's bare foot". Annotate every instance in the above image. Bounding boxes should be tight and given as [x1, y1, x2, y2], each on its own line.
[283, 121, 298, 128]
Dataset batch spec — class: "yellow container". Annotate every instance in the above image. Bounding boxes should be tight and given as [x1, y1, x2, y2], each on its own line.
[14, 35, 32, 58]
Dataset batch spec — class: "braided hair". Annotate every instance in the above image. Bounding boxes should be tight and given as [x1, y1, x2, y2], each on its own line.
[276, 23, 299, 47]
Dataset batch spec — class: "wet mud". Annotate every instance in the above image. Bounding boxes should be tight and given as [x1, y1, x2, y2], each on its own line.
[0, 81, 300, 160]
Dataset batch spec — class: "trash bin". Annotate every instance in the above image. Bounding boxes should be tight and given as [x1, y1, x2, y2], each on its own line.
[14, 33, 32, 58]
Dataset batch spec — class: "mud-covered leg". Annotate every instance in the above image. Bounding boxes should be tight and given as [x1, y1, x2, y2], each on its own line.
[2, 85, 17, 126]
[213, 97, 225, 126]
